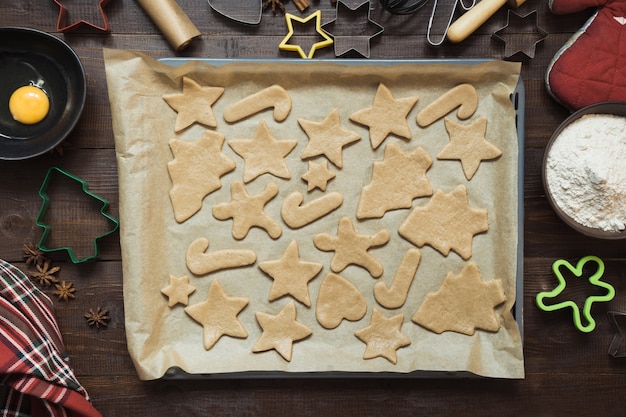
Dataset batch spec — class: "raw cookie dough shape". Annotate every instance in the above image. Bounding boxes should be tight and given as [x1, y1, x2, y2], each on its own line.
[357, 143, 433, 220]
[223, 85, 292, 123]
[228, 120, 298, 183]
[299, 108, 361, 168]
[162, 76, 224, 132]
[349, 83, 418, 150]
[412, 262, 506, 335]
[302, 160, 336, 192]
[281, 191, 344, 229]
[161, 274, 196, 307]
[416, 83, 478, 127]
[314, 216, 390, 278]
[252, 300, 313, 361]
[437, 117, 502, 181]
[354, 309, 411, 365]
[168, 131, 236, 223]
[398, 185, 488, 260]
[185, 237, 257, 276]
[259, 240, 323, 306]
[184, 279, 249, 350]
[316, 272, 367, 329]
[374, 248, 421, 309]
[213, 181, 282, 240]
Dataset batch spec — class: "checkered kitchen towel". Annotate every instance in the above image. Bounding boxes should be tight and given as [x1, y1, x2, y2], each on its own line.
[0, 259, 102, 417]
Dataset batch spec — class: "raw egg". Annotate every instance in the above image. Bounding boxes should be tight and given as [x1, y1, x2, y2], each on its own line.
[9, 85, 50, 125]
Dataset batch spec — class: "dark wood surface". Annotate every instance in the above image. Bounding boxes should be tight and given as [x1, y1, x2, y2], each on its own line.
[2, 0, 626, 415]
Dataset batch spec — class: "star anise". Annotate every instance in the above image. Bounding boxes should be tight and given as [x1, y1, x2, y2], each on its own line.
[263, 0, 286, 13]
[29, 259, 60, 287]
[54, 281, 76, 302]
[50, 140, 72, 156]
[84, 307, 110, 329]
[23, 243, 49, 267]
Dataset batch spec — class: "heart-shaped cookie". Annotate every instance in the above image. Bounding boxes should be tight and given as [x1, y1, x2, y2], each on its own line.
[316, 273, 367, 329]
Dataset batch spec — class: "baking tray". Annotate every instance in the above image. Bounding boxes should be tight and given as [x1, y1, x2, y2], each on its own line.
[105, 56, 524, 380]
[118, 56, 525, 379]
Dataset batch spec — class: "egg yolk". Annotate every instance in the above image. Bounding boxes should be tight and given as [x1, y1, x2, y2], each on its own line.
[9, 85, 50, 125]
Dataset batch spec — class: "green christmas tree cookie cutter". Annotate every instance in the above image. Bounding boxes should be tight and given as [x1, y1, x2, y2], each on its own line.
[36, 167, 119, 264]
[536, 255, 615, 333]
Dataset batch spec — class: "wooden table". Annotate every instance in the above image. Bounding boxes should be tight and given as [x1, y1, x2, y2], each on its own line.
[2, 0, 626, 415]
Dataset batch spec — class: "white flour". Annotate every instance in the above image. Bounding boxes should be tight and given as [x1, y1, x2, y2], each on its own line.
[546, 114, 626, 232]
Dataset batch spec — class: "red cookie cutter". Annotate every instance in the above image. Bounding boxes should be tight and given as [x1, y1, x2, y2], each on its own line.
[52, 0, 112, 32]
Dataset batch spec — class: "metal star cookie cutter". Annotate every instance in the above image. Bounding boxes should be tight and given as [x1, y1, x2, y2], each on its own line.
[608, 311, 626, 358]
[492, 10, 547, 61]
[36, 167, 119, 264]
[321, 0, 384, 58]
[279, 10, 334, 59]
[536, 256, 615, 333]
[52, 0, 112, 32]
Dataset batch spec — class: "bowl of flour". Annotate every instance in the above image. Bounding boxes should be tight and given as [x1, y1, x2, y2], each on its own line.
[544, 102, 626, 239]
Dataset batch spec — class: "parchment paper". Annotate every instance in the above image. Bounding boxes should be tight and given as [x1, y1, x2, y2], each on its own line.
[104, 48, 524, 380]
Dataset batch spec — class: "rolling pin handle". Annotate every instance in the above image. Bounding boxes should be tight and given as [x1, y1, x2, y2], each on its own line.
[446, 0, 516, 43]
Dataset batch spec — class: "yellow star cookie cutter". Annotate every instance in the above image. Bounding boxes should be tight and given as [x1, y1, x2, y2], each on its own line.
[279, 10, 333, 59]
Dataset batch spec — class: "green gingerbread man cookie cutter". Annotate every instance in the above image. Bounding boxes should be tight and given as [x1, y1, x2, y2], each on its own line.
[536, 255, 615, 333]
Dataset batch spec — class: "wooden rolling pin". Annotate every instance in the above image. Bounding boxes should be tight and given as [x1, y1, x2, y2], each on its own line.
[446, 0, 526, 43]
[136, 0, 201, 51]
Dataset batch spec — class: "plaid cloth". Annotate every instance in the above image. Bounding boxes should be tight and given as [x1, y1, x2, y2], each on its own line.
[0, 260, 102, 417]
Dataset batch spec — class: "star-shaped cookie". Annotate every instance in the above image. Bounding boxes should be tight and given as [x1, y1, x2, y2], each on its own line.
[212, 181, 282, 240]
[168, 130, 236, 223]
[314, 216, 390, 278]
[302, 160, 336, 192]
[398, 185, 488, 260]
[412, 262, 505, 335]
[184, 279, 249, 350]
[162, 76, 224, 132]
[228, 120, 298, 183]
[349, 83, 418, 149]
[355, 309, 411, 364]
[357, 143, 432, 219]
[438, 117, 502, 180]
[298, 108, 361, 168]
[259, 240, 323, 306]
[252, 300, 312, 361]
[161, 274, 196, 307]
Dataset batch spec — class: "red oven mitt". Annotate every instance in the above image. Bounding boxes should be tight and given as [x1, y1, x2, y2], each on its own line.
[546, 0, 626, 110]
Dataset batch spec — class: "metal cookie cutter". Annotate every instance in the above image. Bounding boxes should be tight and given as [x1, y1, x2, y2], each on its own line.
[321, 0, 384, 58]
[608, 311, 626, 358]
[52, 0, 112, 32]
[536, 256, 615, 333]
[36, 167, 119, 264]
[492, 10, 548, 60]
[208, 0, 262, 25]
[378, 0, 476, 47]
